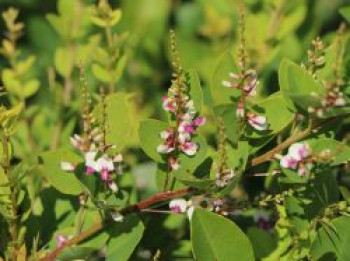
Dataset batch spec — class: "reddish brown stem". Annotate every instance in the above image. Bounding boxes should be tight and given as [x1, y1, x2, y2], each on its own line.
[39, 188, 192, 261]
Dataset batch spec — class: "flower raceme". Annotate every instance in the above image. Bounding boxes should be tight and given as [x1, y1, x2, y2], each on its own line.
[215, 169, 235, 188]
[157, 80, 206, 170]
[222, 69, 259, 97]
[222, 69, 269, 131]
[279, 142, 312, 176]
[308, 88, 347, 118]
[60, 134, 123, 192]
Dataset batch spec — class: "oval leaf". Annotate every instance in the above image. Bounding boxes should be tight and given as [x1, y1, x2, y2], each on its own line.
[191, 208, 255, 261]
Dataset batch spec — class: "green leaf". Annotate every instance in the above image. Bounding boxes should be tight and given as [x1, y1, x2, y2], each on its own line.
[340, 7, 350, 24]
[92, 63, 112, 83]
[186, 69, 203, 113]
[247, 227, 277, 259]
[226, 140, 249, 170]
[39, 149, 83, 195]
[247, 92, 295, 138]
[279, 59, 326, 111]
[110, 9, 122, 26]
[58, 0, 76, 17]
[2, 69, 21, 96]
[210, 50, 241, 105]
[308, 138, 350, 166]
[106, 215, 144, 261]
[113, 54, 127, 83]
[178, 135, 208, 172]
[58, 246, 96, 260]
[94, 92, 136, 152]
[175, 174, 213, 190]
[54, 48, 73, 78]
[16, 56, 36, 75]
[284, 169, 339, 233]
[74, 164, 101, 198]
[191, 208, 255, 261]
[139, 119, 168, 163]
[213, 103, 238, 144]
[46, 14, 65, 38]
[23, 80, 40, 98]
[311, 217, 350, 261]
[339, 186, 350, 204]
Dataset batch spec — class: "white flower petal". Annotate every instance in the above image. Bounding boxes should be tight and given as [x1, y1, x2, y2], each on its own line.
[288, 143, 309, 161]
[96, 156, 114, 171]
[222, 80, 232, 88]
[182, 142, 197, 156]
[60, 162, 75, 172]
[113, 154, 123, 163]
[157, 144, 174, 154]
[108, 181, 119, 193]
[160, 130, 171, 139]
[169, 199, 188, 213]
[111, 212, 124, 222]
[280, 155, 298, 169]
[187, 206, 195, 220]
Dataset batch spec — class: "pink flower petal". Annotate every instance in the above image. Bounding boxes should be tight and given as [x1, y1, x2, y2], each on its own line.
[169, 157, 180, 170]
[85, 166, 95, 175]
[247, 113, 269, 131]
[181, 142, 198, 156]
[288, 143, 309, 161]
[157, 144, 174, 154]
[193, 116, 206, 126]
[56, 234, 68, 248]
[169, 199, 187, 213]
[280, 155, 298, 169]
[100, 168, 110, 181]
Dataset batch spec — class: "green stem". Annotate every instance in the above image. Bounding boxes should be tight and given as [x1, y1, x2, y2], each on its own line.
[105, 25, 115, 93]
[3, 133, 17, 261]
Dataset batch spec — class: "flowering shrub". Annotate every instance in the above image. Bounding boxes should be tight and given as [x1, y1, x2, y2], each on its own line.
[1, 0, 350, 261]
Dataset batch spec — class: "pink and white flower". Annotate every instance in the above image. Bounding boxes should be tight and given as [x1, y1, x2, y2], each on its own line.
[288, 143, 310, 161]
[169, 198, 188, 213]
[237, 100, 245, 118]
[84, 150, 98, 175]
[279, 142, 312, 176]
[280, 155, 298, 169]
[179, 141, 198, 156]
[162, 96, 176, 113]
[193, 116, 206, 127]
[56, 234, 68, 248]
[70, 134, 83, 150]
[247, 112, 269, 131]
[95, 156, 115, 181]
[222, 69, 258, 97]
[157, 129, 176, 154]
[169, 157, 180, 170]
[215, 169, 235, 188]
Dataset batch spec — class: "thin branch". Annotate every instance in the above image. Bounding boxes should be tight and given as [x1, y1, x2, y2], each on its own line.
[251, 116, 341, 167]
[38, 188, 193, 261]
